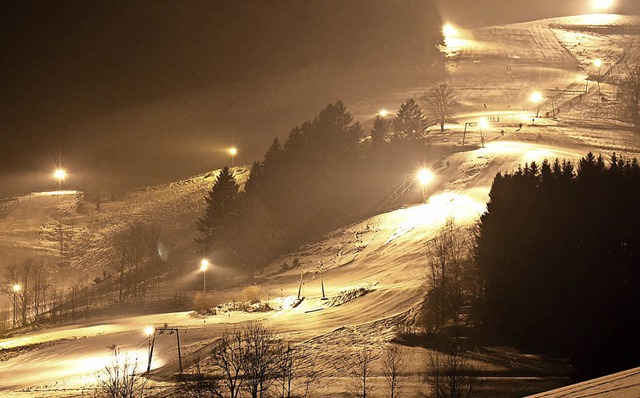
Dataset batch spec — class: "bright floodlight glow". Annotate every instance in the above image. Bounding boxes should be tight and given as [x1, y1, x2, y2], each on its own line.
[378, 109, 390, 117]
[54, 169, 67, 181]
[417, 169, 434, 186]
[144, 326, 154, 336]
[478, 117, 490, 130]
[530, 91, 543, 104]
[443, 23, 458, 38]
[12, 284, 21, 292]
[593, 59, 603, 68]
[200, 259, 209, 271]
[229, 147, 238, 156]
[592, 0, 614, 11]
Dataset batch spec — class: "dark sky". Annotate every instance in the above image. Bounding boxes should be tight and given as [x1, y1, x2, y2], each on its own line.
[1, 0, 638, 196]
[0, 0, 441, 195]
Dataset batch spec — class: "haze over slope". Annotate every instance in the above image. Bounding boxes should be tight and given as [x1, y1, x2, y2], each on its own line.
[2, 13, 640, 397]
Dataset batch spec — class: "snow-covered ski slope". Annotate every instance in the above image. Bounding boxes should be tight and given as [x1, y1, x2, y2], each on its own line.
[2, 13, 640, 397]
[528, 366, 640, 398]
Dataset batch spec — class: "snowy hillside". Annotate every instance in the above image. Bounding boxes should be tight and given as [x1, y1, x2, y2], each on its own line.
[0, 167, 250, 299]
[2, 13, 640, 397]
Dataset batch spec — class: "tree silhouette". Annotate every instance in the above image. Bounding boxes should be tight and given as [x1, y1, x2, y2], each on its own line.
[617, 64, 640, 128]
[475, 153, 640, 380]
[393, 99, 428, 140]
[197, 166, 240, 254]
[423, 83, 459, 132]
[370, 115, 390, 150]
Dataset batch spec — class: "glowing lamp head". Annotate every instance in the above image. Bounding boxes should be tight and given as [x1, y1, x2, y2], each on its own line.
[200, 259, 209, 272]
[378, 109, 390, 117]
[54, 169, 67, 181]
[443, 23, 458, 38]
[592, 0, 614, 11]
[417, 169, 434, 186]
[530, 91, 543, 104]
[229, 147, 238, 156]
[144, 326, 154, 336]
[593, 59, 603, 68]
[478, 117, 490, 130]
[12, 284, 21, 293]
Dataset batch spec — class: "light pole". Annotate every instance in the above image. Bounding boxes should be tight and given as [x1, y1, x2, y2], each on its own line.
[594, 59, 603, 95]
[229, 147, 238, 167]
[478, 117, 490, 148]
[54, 169, 66, 190]
[530, 91, 543, 120]
[200, 259, 209, 293]
[417, 169, 434, 203]
[12, 284, 21, 328]
[144, 326, 154, 354]
[145, 326, 155, 374]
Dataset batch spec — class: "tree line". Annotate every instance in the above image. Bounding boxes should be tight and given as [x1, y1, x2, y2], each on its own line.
[474, 153, 640, 380]
[197, 89, 460, 278]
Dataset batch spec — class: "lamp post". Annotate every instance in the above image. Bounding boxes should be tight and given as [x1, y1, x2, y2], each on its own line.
[12, 284, 21, 328]
[54, 169, 66, 190]
[530, 91, 543, 119]
[417, 169, 434, 203]
[200, 259, 209, 293]
[478, 117, 490, 148]
[144, 326, 154, 354]
[594, 59, 603, 95]
[229, 147, 238, 167]
[144, 326, 156, 374]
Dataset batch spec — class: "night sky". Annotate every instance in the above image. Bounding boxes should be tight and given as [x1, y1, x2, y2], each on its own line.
[1, 0, 638, 196]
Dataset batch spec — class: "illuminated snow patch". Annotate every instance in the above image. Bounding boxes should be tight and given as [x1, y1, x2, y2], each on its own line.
[386, 192, 486, 244]
[0, 324, 122, 350]
[483, 141, 582, 163]
[274, 295, 301, 311]
[32, 190, 78, 196]
[573, 13, 622, 26]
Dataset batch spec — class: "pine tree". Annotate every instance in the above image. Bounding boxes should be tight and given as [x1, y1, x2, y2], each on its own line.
[197, 166, 240, 253]
[393, 99, 428, 141]
[370, 115, 389, 150]
[423, 83, 459, 132]
[244, 161, 263, 196]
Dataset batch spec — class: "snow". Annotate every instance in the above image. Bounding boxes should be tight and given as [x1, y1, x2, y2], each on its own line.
[3, 13, 640, 396]
[527, 367, 640, 398]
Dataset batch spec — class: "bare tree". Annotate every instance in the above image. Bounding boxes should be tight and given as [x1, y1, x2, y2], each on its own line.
[422, 348, 479, 398]
[421, 218, 470, 332]
[300, 358, 322, 398]
[617, 63, 640, 128]
[110, 222, 161, 304]
[347, 345, 379, 398]
[209, 328, 245, 398]
[241, 322, 283, 398]
[382, 345, 405, 398]
[423, 83, 460, 133]
[178, 354, 218, 398]
[95, 347, 147, 398]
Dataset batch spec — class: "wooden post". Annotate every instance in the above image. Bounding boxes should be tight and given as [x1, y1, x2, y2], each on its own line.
[176, 329, 183, 374]
[147, 333, 156, 374]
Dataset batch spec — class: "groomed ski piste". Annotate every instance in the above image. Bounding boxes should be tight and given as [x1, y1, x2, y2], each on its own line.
[2, 13, 640, 397]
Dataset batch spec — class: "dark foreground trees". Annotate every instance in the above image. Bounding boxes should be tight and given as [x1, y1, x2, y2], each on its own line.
[475, 153, 640, 379]
[180, 322, 320, 398]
